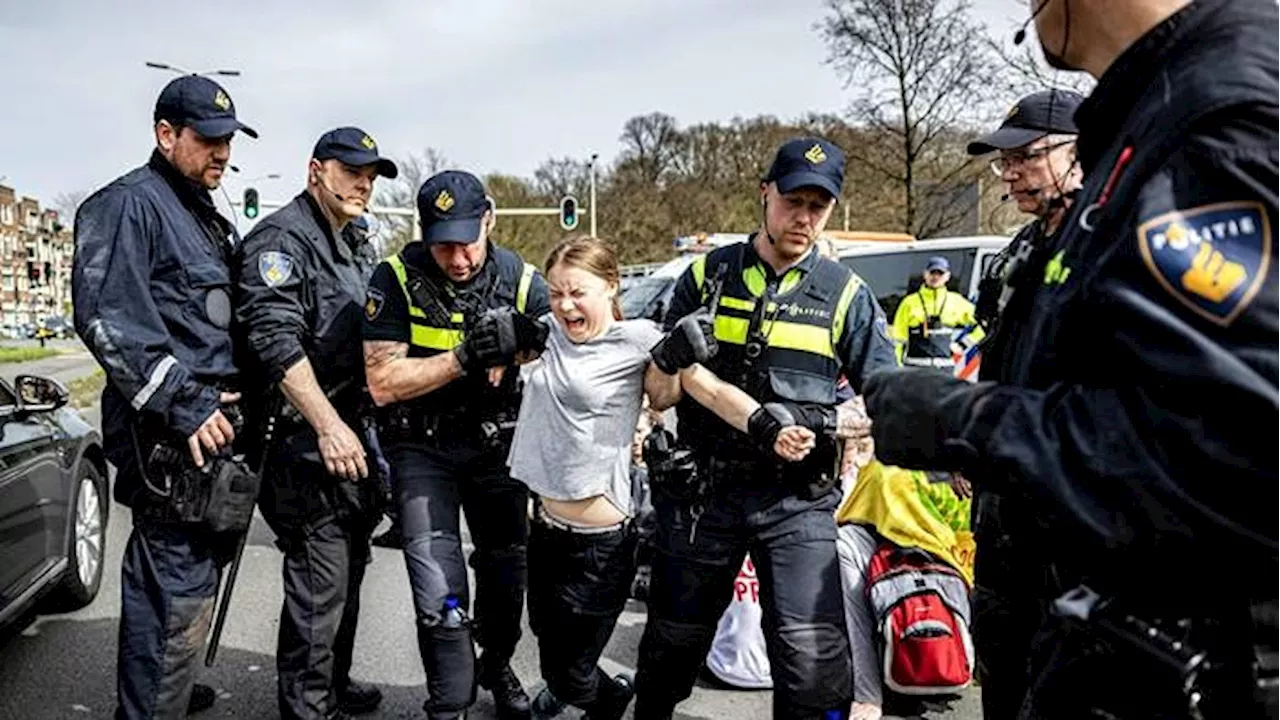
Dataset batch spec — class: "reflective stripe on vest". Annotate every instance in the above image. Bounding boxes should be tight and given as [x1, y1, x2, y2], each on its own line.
[694, 254, 863, 361]
[385, 254, 537, 352]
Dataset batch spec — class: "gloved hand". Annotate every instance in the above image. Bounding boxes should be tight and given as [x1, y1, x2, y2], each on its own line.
[650, 311, 717, 374]
[746, 403, 792, 450]
[863, 368, 995, 471]
[455, 309, 519, 372]
[512, 312, 550, 355]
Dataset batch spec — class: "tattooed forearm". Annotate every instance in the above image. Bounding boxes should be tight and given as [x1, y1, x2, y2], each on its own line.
[363, 340, 463, 406]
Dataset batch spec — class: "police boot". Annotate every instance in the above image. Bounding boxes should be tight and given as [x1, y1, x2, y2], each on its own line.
[581, 672, 634, 720]
[186, 683, 216, 715]
[530, 687, 567, 719]
[476, 654, 531, 720]
[337, 680, 383, 715]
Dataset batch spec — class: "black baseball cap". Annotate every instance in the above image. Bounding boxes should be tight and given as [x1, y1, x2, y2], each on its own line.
[417, 170, 491, 244]
[153, 75, 257, 140]
[967, 89, 1084, 156]
[763, 137, 845, 199]
[312, 127, 398, 179]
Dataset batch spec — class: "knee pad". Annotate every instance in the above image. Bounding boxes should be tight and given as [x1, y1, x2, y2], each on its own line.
[771, 621, 853, 713]
[417, 622, 476, 714]
[636, 618, 715, 708]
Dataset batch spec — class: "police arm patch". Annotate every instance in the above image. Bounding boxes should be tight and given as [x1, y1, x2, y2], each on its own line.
[258, 251, 295, 288]
[1136, 200, 1271, 327]
[364, 288, 385, 321]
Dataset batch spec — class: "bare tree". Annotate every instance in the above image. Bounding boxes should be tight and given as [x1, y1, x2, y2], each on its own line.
[533, 157, 591, 200]
[618, 113, 681, 185]
[820, 0, 1002, 237]
[52, 190, 88, 228]
[373, 147, 451, 256]
[986, 32, 1094, 102]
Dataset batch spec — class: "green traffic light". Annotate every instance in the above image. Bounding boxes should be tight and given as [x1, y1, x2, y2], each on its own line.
[245, 206, 258, 219]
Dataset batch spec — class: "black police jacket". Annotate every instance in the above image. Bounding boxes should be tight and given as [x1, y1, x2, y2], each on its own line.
[962, 0, 1278, 601]
[666, 236, 897, 463]
[234, 192, 377, 445]
[72, 151, 239, 505]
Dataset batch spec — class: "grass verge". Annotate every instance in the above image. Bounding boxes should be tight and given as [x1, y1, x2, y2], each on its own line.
[0, 345, 59, 363]
[68, 369, 106, 408]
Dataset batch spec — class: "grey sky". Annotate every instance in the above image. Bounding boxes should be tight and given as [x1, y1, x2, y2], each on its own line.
[0, 0, 1034, 211]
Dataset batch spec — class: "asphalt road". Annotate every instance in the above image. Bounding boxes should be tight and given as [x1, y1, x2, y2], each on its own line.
[0, 351, 984, 720]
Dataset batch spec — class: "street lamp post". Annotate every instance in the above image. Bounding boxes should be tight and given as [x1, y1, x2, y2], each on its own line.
[589, 153, 599, 238]
[145, 61, 241, 77]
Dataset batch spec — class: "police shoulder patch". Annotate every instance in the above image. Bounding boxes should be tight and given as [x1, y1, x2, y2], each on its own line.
[1136, 201, 1272, 327]
[364, 288, 385, 321]
[258, 251, 295, 288]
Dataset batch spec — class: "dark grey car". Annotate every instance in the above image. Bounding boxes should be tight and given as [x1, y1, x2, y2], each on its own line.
[0, 375, 110, 631]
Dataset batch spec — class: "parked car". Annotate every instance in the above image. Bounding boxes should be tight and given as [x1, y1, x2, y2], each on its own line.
[0, 375, 110, 632]
[621, 234, 1012, 323]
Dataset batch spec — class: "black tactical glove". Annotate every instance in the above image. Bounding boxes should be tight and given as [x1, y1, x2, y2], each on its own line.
[650, 311, 717, 375]
[747, 402, 836, 450]
[455, 309, 519, 372]
[512, 312, 550, 355]
[863, 368, 995, 472]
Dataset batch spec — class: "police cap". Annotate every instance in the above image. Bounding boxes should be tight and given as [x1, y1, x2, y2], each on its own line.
[154, 75, 258, 140]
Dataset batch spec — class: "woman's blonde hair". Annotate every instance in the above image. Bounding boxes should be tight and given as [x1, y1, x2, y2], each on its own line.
[544, 235, 624, 321]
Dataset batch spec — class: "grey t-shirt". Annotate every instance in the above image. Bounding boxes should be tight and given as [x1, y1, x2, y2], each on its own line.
[508, 315, 664, 517]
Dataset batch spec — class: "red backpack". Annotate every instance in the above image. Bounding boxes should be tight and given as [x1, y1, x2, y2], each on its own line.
[865, 540, 974, 695]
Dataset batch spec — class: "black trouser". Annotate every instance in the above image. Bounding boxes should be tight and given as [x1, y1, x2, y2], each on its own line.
[527, 514, 637, 713]
[970, 490, 1051, 720]
[116, 507, 234, 720]
[261, 437, 377, 720]
[389, 441, 529, 719]
[634, 471, 853, 720]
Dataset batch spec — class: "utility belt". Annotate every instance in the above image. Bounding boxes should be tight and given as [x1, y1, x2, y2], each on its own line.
[643, 425, 838, 504]
[134, 443, 259, 534]
[1051, 585, 1278, 718]
[378, 403, 519, 451]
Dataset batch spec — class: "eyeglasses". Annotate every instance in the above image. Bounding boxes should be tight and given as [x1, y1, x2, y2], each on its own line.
[990, 140, 1073, 175]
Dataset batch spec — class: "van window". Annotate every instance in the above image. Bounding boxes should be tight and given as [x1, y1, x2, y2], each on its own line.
[840, 248, 977, 318]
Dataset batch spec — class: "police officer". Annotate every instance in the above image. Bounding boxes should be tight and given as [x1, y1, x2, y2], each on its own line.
[234, 127, 397, 720]
[889, 255, 982, 369]
[961, 87, 1084, 720]
[633, 137, 898, 720]
[72, 74, 255, 719]
[362, 170, 549, 720]
[865, 1, 1278, 717]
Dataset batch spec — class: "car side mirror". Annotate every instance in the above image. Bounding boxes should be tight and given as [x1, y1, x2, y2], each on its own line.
[15, 374, 69, 412]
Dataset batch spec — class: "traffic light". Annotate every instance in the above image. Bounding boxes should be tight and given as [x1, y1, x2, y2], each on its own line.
[559, 195, 579, 231]
[243, 187, 259, 219]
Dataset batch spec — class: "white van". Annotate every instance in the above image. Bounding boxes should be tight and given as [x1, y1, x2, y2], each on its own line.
[620, 235, 1013, 323]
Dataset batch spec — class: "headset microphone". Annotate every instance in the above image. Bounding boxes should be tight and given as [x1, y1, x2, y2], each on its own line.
[1001, 187, 1043, 202]
[1014, 0, 1052, 45]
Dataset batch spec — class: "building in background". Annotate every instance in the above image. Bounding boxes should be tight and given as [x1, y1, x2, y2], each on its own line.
[0, 184, 74, 338]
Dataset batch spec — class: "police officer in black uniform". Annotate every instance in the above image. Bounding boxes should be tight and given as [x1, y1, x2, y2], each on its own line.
[961, 87, 1085, 719]
[234, 127, 397, 720]
[633, 137, 898, 720]
[865, 1, 1278, 717]
[72, 74, 255, 719]
[362, 170, 550, 720]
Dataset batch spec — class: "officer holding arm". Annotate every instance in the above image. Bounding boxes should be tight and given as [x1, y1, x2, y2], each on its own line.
[362, 170, 549, 720]
[234, 127, 397, 720]
[865, 1, 1278, 717]
[72, 74, 254, 719]
[633, 137, 898, 720]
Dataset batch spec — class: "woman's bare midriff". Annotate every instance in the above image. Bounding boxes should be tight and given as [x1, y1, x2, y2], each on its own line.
[542, 494, 627, 527]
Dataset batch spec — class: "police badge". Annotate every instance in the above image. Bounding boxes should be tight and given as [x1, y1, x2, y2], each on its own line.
[259, 251, 294, 288]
